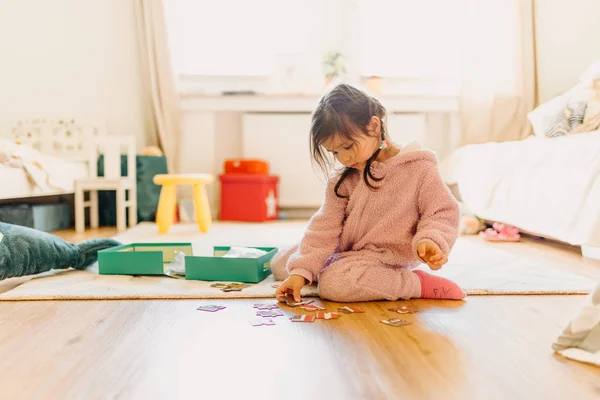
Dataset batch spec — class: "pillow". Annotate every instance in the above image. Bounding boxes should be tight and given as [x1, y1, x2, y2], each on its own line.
[0, 222, 121, 281]
[528, 94, 570, 138]
[528, 93, 589, 138]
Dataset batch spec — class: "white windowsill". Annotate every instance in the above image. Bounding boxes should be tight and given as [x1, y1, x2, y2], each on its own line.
[180, 92, 459, 113]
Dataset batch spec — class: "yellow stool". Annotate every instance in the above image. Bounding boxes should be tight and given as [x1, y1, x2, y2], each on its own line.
[153, 173, 214, 234]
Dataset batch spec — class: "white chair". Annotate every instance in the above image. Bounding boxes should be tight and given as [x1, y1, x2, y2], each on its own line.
[74, 135, 137, 233]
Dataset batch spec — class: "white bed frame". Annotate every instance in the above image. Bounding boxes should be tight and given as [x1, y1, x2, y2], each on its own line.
[0, 117, 107, 200]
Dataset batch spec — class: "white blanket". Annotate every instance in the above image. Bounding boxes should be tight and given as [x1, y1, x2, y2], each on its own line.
[0, 139, 87, 194]
[440, 131, 600, 246]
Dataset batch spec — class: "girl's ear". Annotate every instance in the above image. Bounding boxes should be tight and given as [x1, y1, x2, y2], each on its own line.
[367, 116, 381, 136]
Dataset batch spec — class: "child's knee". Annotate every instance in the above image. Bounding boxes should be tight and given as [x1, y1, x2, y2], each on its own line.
[318, 268, 354, 302]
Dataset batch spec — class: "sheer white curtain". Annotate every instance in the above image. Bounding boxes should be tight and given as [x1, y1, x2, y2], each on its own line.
[134, 0, 181, 172]
[460, 0, 537, 145]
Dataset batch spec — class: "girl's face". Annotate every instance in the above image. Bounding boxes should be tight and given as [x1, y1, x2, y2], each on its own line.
[320, 117, 381, 171]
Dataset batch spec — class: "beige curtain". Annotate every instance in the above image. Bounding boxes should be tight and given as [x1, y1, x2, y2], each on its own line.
[460, 0, 537, 145]
[133, 0, 181, 172]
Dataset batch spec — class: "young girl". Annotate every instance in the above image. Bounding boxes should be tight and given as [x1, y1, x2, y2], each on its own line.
[273, 83, 466, 303]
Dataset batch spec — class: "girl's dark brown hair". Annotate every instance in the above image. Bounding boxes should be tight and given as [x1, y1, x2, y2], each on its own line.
[310, 83, 388, 198]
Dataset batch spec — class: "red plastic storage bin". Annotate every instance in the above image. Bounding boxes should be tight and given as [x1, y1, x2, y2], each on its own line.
[219, 174, 279, 222]
[224, 159, 269, 175]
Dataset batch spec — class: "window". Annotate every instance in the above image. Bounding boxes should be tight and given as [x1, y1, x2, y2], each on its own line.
[165, 0, 318, 77]
[356, 0, 465, 79]
[165, 0, 466, 94]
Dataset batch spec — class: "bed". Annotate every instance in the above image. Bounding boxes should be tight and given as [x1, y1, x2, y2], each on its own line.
[440, 130, 600, 258]
[0, 118, 104, 201]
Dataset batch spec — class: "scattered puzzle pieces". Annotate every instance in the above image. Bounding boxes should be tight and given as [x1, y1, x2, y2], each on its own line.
[337, 306, 364, 314]
[290, 314, 316, 323]
[196, 305, 226, 312]
[211, 282, 252, 292]
[249, 318, 276, 327]
[315, 312, 340, 320]
[388, 306, 417, 314]
[256, 309, 284, 318]
[380, 318, 411, 327]
[279, 292, 315, 307]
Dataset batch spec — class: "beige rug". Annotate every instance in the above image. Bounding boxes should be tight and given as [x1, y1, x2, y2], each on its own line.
[0, 222, 596, 301]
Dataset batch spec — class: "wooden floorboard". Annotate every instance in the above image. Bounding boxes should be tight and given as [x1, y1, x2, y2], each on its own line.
[0, 226, 598, 399]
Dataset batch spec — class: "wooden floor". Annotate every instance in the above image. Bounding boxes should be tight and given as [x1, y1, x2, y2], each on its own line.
[0, 227, 599, 400]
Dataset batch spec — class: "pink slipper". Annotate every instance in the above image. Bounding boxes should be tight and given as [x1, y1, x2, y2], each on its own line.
[479, 223, 520, 242]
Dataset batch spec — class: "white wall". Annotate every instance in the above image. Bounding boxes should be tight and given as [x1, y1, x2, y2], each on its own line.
[0, 0, 150, 148]
[535, 0, 600, 102]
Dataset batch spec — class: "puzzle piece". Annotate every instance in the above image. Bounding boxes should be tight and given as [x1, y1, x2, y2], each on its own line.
[388, 306, 417, 314]
[337, 306, 364, 314]
[197, 305, 226, 312]
[249, 318, 276, 327]
[228, 283, 251, 289]
[253, 303, 280, 310]
[211, 282, 252, 292]
[286, 299, 314, 307]
[315, 312, 340, 320]
[256, 309, 284, 318]
[380, 318, 411, 327]
[299, 304, 326, 311]
[290, 314, 316, 323]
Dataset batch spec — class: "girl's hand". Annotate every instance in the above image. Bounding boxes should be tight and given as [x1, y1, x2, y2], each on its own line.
[417, 241, 447, 270]
[275, 274, 307, 302]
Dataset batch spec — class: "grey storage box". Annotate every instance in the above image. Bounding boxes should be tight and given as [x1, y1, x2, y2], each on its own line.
[0, 203, 71, 232]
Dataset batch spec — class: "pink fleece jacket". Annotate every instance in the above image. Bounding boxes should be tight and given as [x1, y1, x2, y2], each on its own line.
[286, 142, 460, 286]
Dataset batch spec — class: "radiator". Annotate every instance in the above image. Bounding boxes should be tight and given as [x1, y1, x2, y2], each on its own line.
[242, 113, 325, 207]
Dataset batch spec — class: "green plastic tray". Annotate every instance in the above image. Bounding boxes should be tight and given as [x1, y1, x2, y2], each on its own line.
[98, 242, 193, 275]
[185, 246, 276, 283]
[97, 243, 276, 284]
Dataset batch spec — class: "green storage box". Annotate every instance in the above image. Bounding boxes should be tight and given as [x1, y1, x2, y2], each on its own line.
[185, 246, 276, 283]
[98, 243, 193, 275]
[98, 243, 276, 283]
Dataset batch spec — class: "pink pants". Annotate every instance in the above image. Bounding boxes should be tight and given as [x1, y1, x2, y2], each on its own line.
[271, 245, 421, 303]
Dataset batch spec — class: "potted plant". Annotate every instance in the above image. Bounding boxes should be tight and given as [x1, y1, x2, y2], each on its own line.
[323, 51, 346, 84]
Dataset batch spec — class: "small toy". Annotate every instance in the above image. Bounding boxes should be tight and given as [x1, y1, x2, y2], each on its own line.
[479, 222, 520, 242]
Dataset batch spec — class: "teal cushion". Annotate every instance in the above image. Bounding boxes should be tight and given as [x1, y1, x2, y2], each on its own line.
[0, 222, 120, 281]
